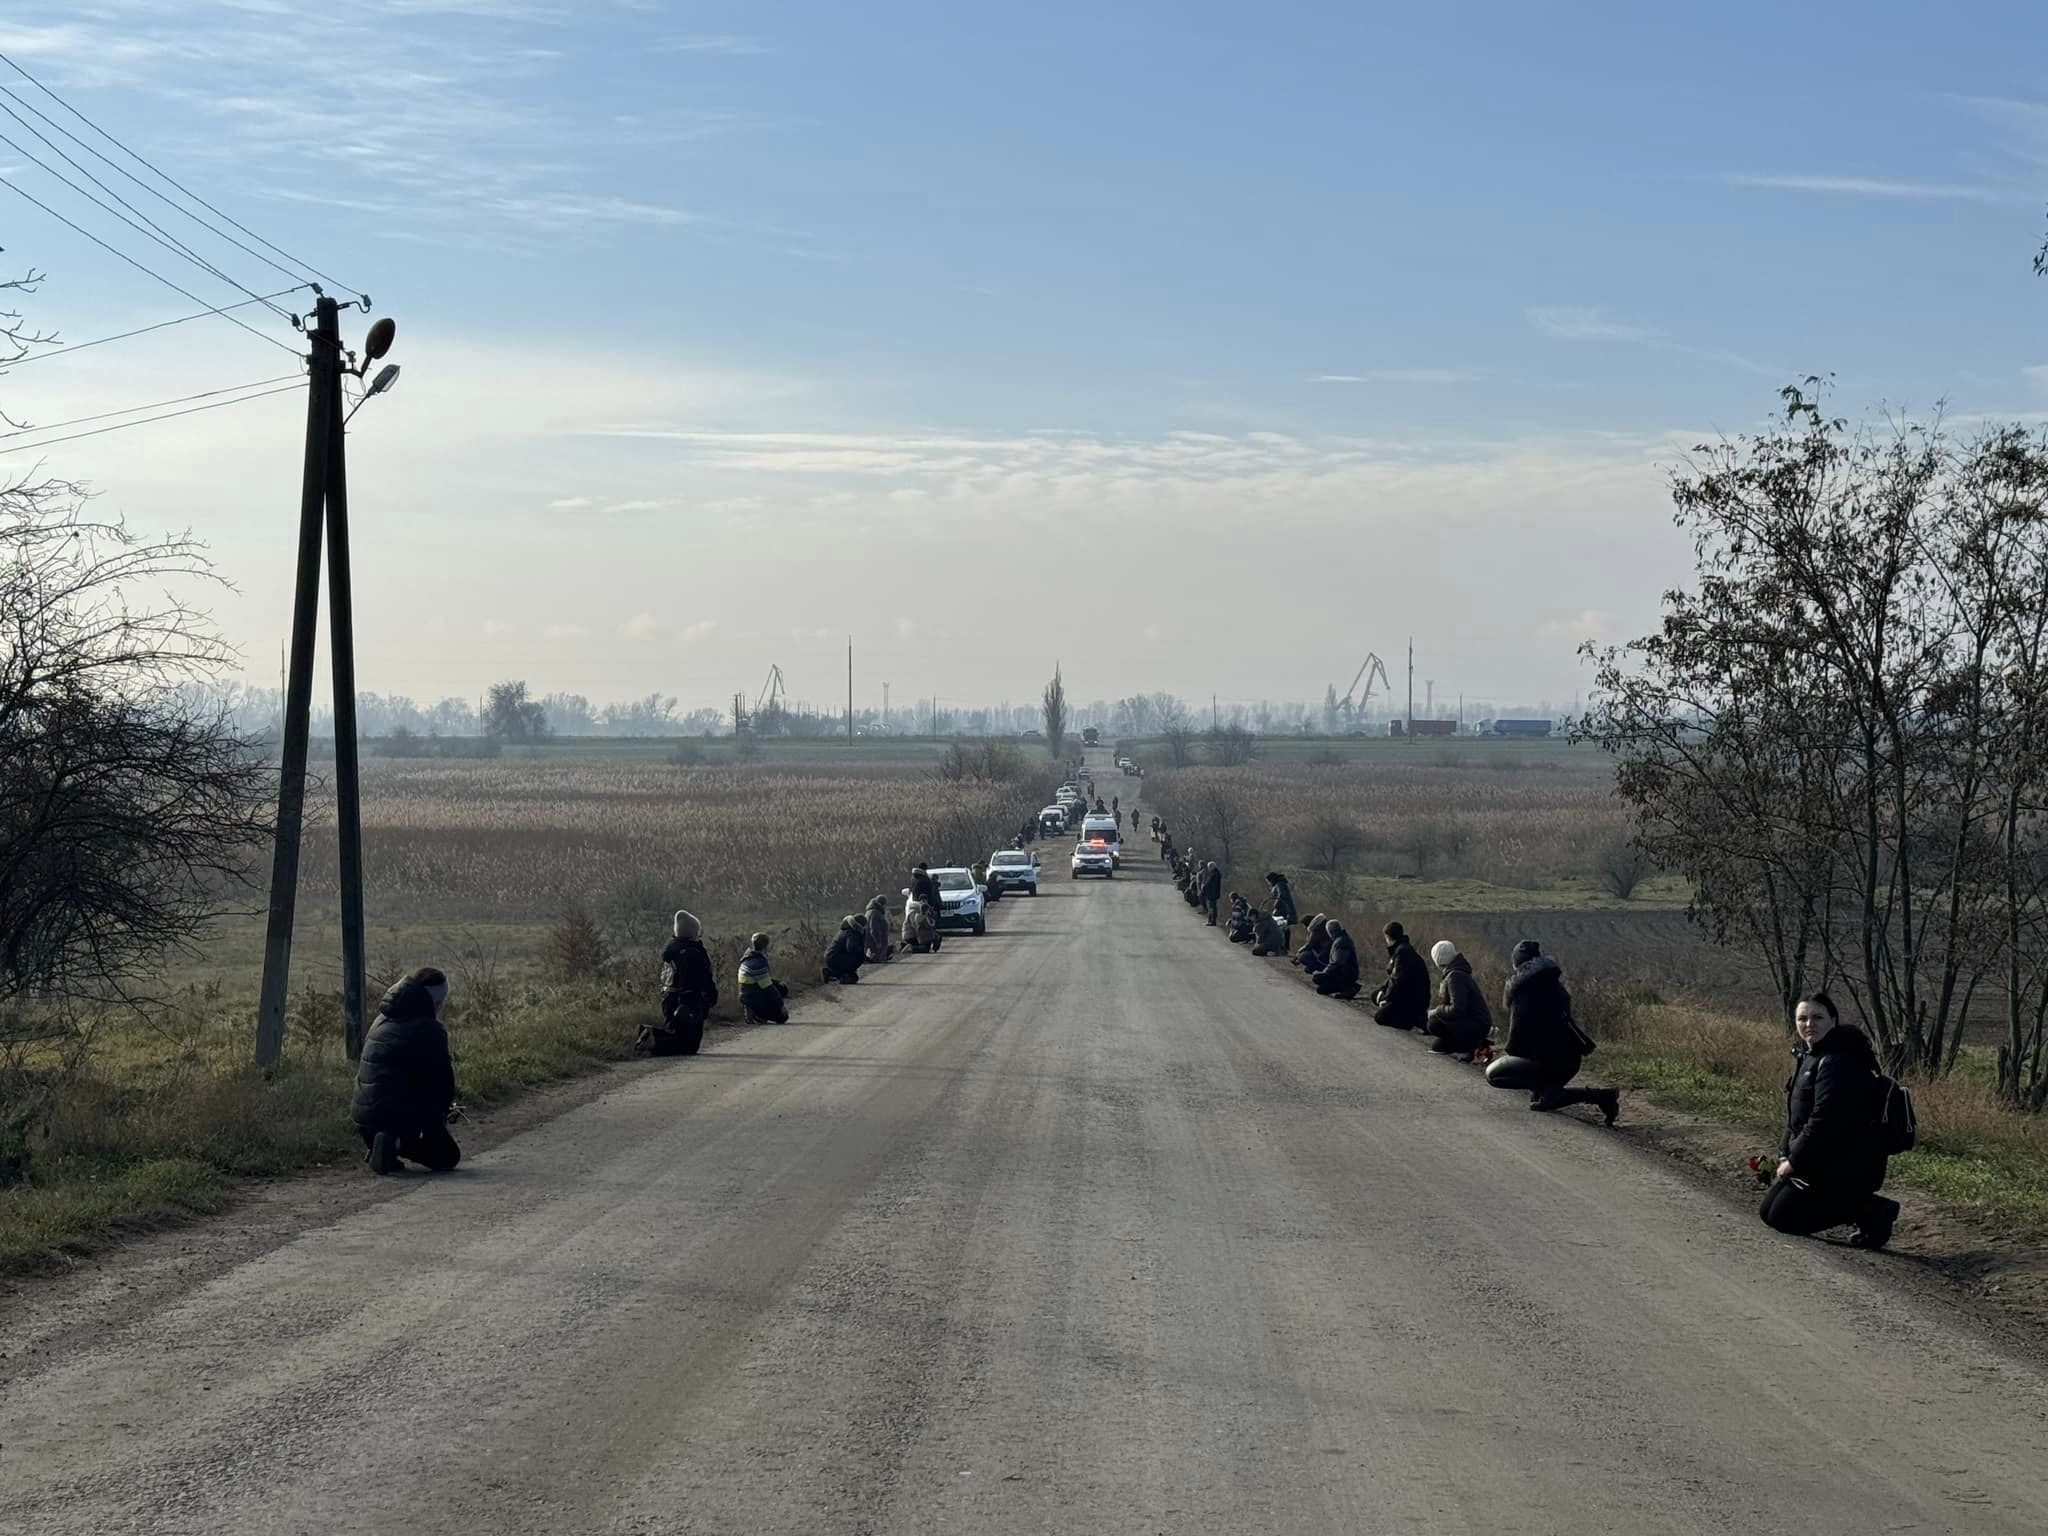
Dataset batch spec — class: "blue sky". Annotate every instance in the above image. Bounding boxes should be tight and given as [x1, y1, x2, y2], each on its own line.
[3, 1, 2045, 713]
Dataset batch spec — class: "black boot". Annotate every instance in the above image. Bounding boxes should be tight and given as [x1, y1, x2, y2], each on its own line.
[365, 1131, 399, 1176]
[1851, 1196, 1900, 1250]
[1593, 1089, 1620, 1126]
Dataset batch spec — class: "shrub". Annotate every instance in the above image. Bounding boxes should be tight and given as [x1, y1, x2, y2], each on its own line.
[542, 904, 611, 983]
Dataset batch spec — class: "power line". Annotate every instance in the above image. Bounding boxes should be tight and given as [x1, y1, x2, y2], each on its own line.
[0, 82, 314, 291]
[0, 49, 365, 303]
[0, 170, 302, 358]
[0, 122, 293, 321]
[0, 372, 306, 440]
[0, 290, 306, 369]
[0, 380, 305, 458]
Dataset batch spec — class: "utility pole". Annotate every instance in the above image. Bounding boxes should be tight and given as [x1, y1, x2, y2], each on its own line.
[847, 637, 854, 743]
[326, 322, 367, 1060]
[255, 295, 340, 1067]
[1406, 637, 1415, 744]
[883, 681, 890, 736]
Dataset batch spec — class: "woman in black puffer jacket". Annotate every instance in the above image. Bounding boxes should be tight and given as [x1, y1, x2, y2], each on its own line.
[351, 967, 460, 1175]
[1759, 992, 1900, 1249]
[1483, 940, 1618, 1123]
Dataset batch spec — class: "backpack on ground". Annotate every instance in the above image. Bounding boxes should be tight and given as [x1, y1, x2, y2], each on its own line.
[1875, 1072, 1917, 1155]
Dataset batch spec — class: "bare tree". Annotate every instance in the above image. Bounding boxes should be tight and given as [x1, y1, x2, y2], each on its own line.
[1177, 776, 1251, 867]
[1041, 665, 1068, 760]
[1586, 386, 2048, 1079]
[1205, 722, 1260, 766]
[1, 479, 270, 1010]
[1302, 813, 1365, 875]
[1594, 839, 1652, 900]
[1159, 698, 1196, 768]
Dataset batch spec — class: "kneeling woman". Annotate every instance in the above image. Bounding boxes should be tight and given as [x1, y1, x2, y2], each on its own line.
[1484, 941, 1618, 1123]
[1759, 992, 1899, 1250]
[1313, 921, 1362, 999]
[823, 915, 866, 983]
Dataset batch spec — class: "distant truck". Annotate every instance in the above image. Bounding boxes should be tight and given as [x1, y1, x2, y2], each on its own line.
[1081, 727, 1100, 746]
[1490, 718, 1554, 738]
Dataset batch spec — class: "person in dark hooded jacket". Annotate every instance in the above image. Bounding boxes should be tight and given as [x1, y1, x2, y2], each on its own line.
[1424, 939, 1493, 1057]
[1314, 921, 1362, 999]
[1759, 991, 1900, 1249]
[1198, 861, 1224, 925]
[1484, 941, 1618, 1122]
[1265, 871, 1300, 928]
[1294, 914, 1331, 975]
[1226, 893, 1256, 943]
[1373, 922, 1429, 1031]
[645, 909, 718, 1056]
[352, 966, 460, 1174]
[823, 915, 866, 983]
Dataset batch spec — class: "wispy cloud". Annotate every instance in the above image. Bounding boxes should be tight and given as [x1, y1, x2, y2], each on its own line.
[619, 612, 662, 640]
[1527, 306, 1779, 379]
[1312, 369, 1487, 385]
[1725, 172, 2002, 203]
[547, 495, 593, 510]
[1527, 306, 1662, 343]
[658, 34, 769, 55]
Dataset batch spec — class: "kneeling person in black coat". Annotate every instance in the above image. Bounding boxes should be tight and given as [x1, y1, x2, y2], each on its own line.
[1314, 922, 1362, 999]
[352, 966, 461, 1175]
[1484, 941, 1618, 1123]
[645, 908, 719, 1056]
[1759, 991, 1900, 1250]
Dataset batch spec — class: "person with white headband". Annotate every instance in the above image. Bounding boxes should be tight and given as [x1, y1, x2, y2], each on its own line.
[352, 965, 462, 1175]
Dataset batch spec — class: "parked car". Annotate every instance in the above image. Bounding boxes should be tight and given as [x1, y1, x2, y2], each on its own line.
[1071, 841, 1115, 879]
[928, 867, 988, 934]
[986, 848, 1039, 896]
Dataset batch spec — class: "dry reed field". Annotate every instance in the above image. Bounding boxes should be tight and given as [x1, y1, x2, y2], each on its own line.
[293, 758, 1057, 931]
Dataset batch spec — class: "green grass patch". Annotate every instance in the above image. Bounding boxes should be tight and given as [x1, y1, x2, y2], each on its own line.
[0, 977, 660, 1274]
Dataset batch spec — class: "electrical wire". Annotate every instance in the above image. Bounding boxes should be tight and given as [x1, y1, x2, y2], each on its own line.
[0, 122, 295, 321]
[0, 171, 302, 358]
[0, 290, 305, 369]
[0, 49, 365, 303]
[0, 372, 306, 440]
[0, 380, 306, 458]
[0, 82, 314, 291]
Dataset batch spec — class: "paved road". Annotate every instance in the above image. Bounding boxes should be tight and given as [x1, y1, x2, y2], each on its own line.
[5, 781, 2048, 1533]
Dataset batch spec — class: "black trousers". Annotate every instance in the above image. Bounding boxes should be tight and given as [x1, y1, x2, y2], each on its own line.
[1759, 1178, 1897, 1237]
[1485, 1053, 1607, 1109]
[1315, 973, 1360, 999]
[742, 990, 789, 1024]
[1203, 896, 1219, 925]
[359, 1126, 461, 1171]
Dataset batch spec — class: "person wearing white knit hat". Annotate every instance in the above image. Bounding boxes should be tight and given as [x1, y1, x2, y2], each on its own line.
[1423, 939, 1493, 1060]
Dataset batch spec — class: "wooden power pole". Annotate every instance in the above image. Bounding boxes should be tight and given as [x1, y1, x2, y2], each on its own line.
[255, 296, 339, 1067]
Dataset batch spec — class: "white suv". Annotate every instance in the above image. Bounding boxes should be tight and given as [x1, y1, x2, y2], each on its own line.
[929, 867, 987, 934]
[1071, 841, 1115, 879]
[986, 848, 1039, 896]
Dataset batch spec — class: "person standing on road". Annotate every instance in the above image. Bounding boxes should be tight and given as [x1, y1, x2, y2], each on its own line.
[1373, 922, 1430, 1031]
[1759, 992, 1900, 1250]
[1112, 793, 1120, 819]
[1423, 940, 1492, 1058]
[1483, 941, 1618, 1124]
[1314, 921, 1362, 999]
[737, 933, 790, 1023]
[1199, 861, 1224, 925]
[864, 895, 892, 963]
[1132, 807, 1142, 834]
[647, 909, 719, 1057]
[353, 966, 462, 1175]
[1265, 871, 1300, 928]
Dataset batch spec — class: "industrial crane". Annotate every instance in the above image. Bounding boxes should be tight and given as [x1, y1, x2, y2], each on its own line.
[754, 664, 787, 717]
[1336, 653, 1391, 724]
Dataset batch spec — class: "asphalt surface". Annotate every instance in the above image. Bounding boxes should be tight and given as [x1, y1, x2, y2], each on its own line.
[6, 774, 2048, 1533]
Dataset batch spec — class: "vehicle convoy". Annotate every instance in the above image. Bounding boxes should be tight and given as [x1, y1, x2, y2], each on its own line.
[1080, 814, 1122, 868]
[986, 848, 1040, 896]
[1072, 840, 1115, 879]
[929, 867, 988, 934]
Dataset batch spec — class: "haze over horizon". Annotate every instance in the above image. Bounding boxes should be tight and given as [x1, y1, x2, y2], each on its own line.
[3, 0, 2045, 719]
